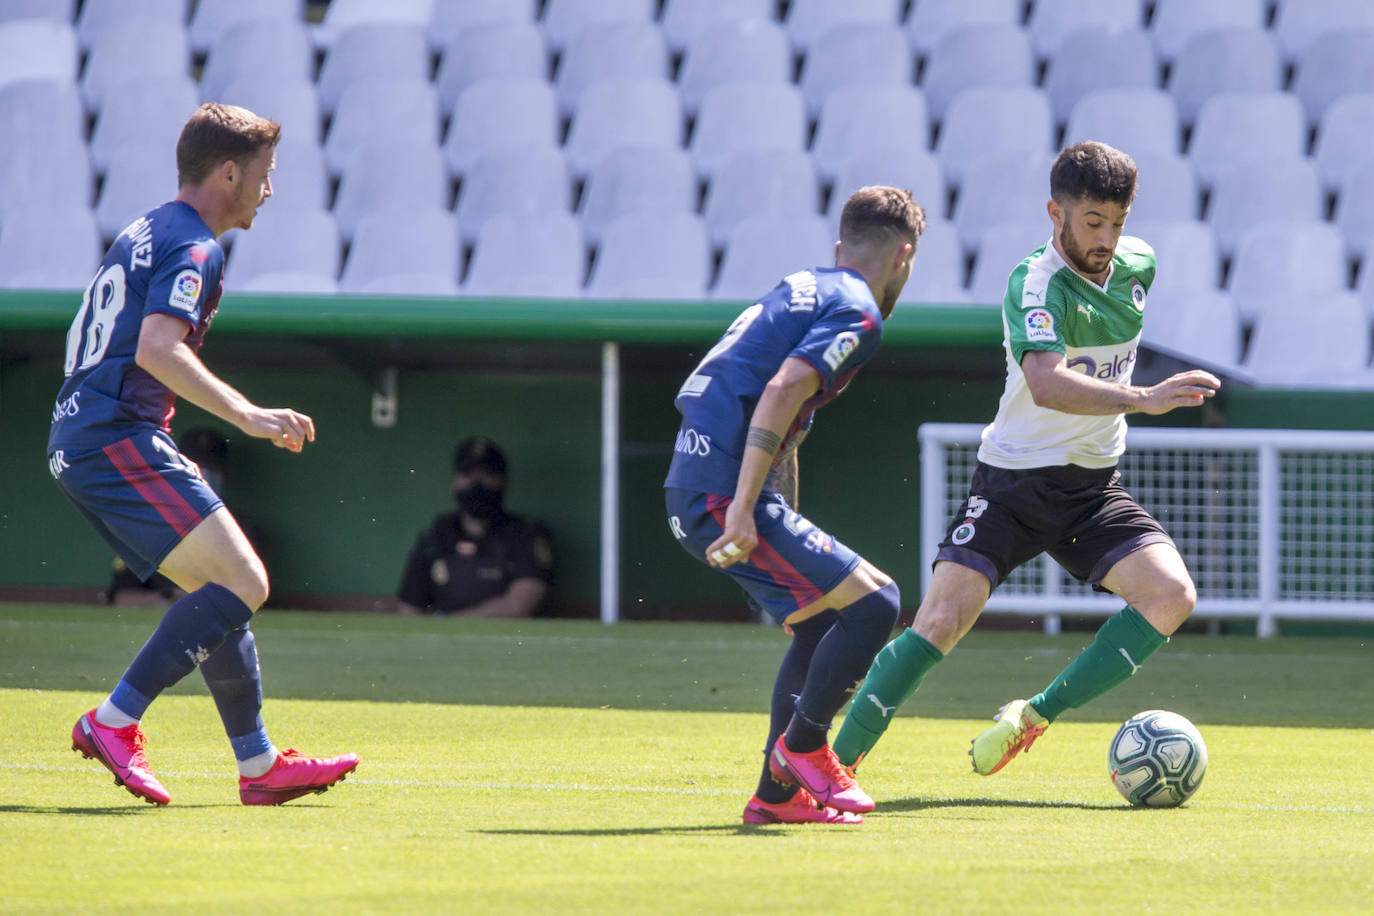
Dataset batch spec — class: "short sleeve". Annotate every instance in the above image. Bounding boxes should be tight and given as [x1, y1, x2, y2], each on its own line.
[1005, 262, 1069, 363]
[787, 299, 882, 392]
[510, 523, 555, 585]
[146, 242, 219, 327]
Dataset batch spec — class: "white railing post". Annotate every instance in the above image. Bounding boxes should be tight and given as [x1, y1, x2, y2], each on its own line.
[600, 342, 620, 624]
[1257, 443, 1280, 638]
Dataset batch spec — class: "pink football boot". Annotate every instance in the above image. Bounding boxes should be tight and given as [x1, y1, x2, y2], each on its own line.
[71, 710, 171, 805]
[239, 748, 360, 805]
[768, 736, 875, 813]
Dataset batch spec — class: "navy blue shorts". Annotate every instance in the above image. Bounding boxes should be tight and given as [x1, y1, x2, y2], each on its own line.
[49, 429, 224, 582]
[665, 487, 862, 623]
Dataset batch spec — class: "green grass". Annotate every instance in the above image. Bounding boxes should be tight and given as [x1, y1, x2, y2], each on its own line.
[1, 604, 1371, 914]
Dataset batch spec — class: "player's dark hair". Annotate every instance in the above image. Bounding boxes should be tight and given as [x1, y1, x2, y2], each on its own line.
[1050, 141, 1137, 208]
[176, 103, 280, 187]
[839, 186, 926, 249]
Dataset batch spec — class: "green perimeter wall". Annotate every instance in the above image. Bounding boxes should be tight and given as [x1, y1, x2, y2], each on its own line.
[3, 291, 1371, 619]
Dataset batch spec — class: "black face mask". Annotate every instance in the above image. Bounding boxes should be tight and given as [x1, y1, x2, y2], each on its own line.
[455, 483, 503, 520]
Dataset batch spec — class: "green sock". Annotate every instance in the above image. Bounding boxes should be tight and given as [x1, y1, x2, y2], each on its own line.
[1029, 606, 1167, 722]
[833, 629, 944, 768]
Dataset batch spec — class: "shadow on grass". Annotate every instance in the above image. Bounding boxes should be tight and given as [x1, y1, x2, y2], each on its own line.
[0, 803, 240, 815]
[480, 824, 785, 838]
[880, 796, 1122, 813]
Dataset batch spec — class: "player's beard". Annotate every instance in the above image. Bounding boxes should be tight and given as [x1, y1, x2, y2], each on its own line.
[1058, 221, 1113, 278]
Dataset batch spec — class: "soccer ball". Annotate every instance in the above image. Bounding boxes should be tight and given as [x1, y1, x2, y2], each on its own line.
[1108, 710, 1208, 807]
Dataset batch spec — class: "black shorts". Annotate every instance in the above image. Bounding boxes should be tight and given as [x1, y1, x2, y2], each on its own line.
[935, 462, 1175, 593]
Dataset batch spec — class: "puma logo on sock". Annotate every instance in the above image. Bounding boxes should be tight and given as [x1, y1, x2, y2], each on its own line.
[867, 694, 897, 718]
[1118, 647, 1142, 674]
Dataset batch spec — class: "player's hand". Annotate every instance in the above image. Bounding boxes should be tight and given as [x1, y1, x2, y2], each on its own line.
[244, 407, 316, 453]
[706, 500, 758, 568]
[1141, 370, 1220, 415]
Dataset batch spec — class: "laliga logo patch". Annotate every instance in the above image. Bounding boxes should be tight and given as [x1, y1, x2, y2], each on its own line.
[168, 269, 202, 311]
[1130, 278, 1146, 311]
[804, 529, 834, 554]
[952, 520, 976, 545]
[1025, 308, 1056, 342]
[822, 331, 860, 371]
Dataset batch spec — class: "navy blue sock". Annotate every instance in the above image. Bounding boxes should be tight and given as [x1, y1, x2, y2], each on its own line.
[116, 583, 254, 713]
[785, 582, 901, 754]
[756, 611, 836, 804]
[199, 623, 271, 759]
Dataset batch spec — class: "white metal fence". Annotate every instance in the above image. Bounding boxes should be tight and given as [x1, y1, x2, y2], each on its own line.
[919, 424, 1374, 637]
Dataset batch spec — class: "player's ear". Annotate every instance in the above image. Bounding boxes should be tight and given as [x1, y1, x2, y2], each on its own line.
[1047, 198, 1065, 229]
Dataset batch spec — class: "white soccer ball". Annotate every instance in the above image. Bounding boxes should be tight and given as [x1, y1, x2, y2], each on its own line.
[1108, 709, 1208, 807]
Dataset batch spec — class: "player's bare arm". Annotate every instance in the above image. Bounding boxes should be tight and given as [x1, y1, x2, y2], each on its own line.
[1020, 350, 1220, 417]
[707, 357, 821, 568]
[135, 313, 315, 451]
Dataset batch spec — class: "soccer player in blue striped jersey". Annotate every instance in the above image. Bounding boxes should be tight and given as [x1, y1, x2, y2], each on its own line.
[666, 186, 926, 824]
[833, 141, 1222, 783]
[49, 103, 357, 806]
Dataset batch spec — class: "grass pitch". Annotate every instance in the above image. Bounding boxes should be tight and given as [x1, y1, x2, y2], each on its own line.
[1, 604, 1371, 914]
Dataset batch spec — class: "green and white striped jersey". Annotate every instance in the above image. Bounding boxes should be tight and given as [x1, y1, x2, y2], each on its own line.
[978, 235, 1156, 469]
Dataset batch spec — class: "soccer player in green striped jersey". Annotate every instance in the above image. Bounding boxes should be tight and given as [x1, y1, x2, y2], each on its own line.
[834, 141, 1222, 781]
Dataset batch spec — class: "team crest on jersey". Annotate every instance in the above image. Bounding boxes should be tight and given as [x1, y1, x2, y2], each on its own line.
[952, 521, 976, 545]
[1130, 278, 1146, 311]
[822, 331, 860, 371]
[804, 529, 834, 554]
[169, 269, 202, 311]
[1025, 308, 1055, 342]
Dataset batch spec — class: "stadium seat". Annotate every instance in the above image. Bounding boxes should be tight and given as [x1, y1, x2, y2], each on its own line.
[711, 214, 835, 301]
[0, 204, 101, 290]
[661, 0, 773, 54]
[0, 20, 76, 92]
[968, 219, 1050, 303]
[904, 0, 1021, 60]
[1206, 159, 1322, 256]
[1166, 27, 1280, 125]
[798, 21, 913, 120]
[1314, 94, 1374, 193]
[1127, 154, 1200, 223]
[1187, 92, 1307, 189]
[0, 0, 76, 25]
[1149, 0, 1265, 64]
[94, 141, 179, 240]
[217, 77, 322, 146]
[74, 0, 187, 51]
[323, 78, 440, 176]
[225, 207, 341, 289]
[89, 76, 199, 173]
[1025, 0, 1144, 58]
[564, 78, 683, 179]
[333, 141, 451, 243]
[463, 211, 586, 298]
[540, 0, 654, 55]
[1043, 27, 1157, 125]
[826, 147, 947, 227]
[1244, 290, 1369, 386]
[258, 136, 329, 212]
[315, 22, 430, 115]
[443, 78, 559, 179]
[936, 87, 1053, 189]
[429, 0, 538, 51]
[577, 145, 697, 247]
[0, 80, 90, 217]
[454, 147, 571, 246]
[920, 24, 1034, 123]
[81, 18, 190, 113]
[435, 20, 547, 113]
[784, 0, 902, 54]
[1125, 219, 1221, 296]
[702, 149, 820, 249]
[315, 0, 431, 47]
[554, 19, 669, 118]
[237, 271, 339, 294]
[677, 18, 791, 117]
[1064, 89, 1181, 161]
[1335, 162, 1374, 259]
[1273, 0, 1374, 62]
[199, 18, 314, 106]
[340, 207, 460, 295]
[812, 85, 929, 185]
[1227, 220, 1349, 325]
[585, 210, 710, 300]
[952, 151, 1055, 252]
[689, 81, 807, 180]
[1291, 30, 1374, 127]
[188, 0, 303, 56]
[1357, 239, 1374, 318]
[899, 217, 970, 304]
[1141, 287, 1243, 368]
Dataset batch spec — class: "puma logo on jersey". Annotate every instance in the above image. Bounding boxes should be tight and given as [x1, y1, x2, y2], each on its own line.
[867, 694, 897, 718]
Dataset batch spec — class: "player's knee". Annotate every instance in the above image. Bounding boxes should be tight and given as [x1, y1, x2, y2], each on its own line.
[845, 581, 900, 637]
[227, 560, 269, 612]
